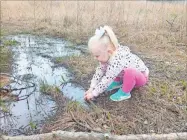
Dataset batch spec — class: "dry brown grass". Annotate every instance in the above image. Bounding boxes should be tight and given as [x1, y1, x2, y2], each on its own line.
[42, 86, 187, 135]
[0, 75, 10, 87]
[2, 2, 187, 39]
[2, 1, 187, 63]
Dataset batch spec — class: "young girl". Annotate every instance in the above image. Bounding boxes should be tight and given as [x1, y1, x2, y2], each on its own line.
[84, 26, 149, 101]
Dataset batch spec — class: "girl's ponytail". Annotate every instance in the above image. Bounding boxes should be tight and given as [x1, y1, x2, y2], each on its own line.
[103, 26, 119, 49]
[88, 25, 119, 51]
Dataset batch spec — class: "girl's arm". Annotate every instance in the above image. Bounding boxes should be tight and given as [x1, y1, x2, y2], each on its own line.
[91, 54, 127, 97]
[89, 63, 107, 90]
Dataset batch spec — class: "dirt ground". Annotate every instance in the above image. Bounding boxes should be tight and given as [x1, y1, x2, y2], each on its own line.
[40, 47, 187, 135]
[1, 31, 187, 136]
[2, 21, 187, 137]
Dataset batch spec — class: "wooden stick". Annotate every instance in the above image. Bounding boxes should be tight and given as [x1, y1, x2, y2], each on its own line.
[2, 131, 187, 140]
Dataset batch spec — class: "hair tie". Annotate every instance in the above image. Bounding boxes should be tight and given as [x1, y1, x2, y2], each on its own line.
[95, 26, 105, 38]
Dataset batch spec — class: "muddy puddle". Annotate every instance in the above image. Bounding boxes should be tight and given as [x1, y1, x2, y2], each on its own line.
[0, 35, 86, 136]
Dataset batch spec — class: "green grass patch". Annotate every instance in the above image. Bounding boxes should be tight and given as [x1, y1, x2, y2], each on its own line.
[0, 37, 20, 72]
[0, 45, 12, 72]
[39, 80, 61, 97]
[0, 99, 9, 113]
[3, 40, 20, 46]
[66, 100, 84, 112]
[147, 79, 187, 105]
[39, 80, 51, 94]
[54, 56, 68, 64]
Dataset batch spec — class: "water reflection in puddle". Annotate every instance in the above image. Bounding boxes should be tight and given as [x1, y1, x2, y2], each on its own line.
[0, 34, 86, 136]
[62, 83, 86, 104]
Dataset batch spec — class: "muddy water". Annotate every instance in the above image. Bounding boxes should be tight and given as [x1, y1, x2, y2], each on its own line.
[0, 35, 85, 136]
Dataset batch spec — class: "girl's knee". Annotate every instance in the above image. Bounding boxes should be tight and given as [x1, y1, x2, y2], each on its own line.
[124, 68, 137, 75]
[114, 77, 121, 82]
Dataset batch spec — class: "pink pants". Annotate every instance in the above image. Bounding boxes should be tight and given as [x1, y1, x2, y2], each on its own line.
[114, 68, 148, 93]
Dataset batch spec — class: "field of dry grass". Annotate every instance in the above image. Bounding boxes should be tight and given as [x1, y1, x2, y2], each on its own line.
[2, 1, 187, 62]
[1, 0, 187, 135]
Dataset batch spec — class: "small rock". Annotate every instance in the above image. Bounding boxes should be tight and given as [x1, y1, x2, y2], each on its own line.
[104, 133, 110, 139]
[103, 124, 109, 129]
[144, 120, 148, 125]
[94, 127, 102, 132]
[70, 129, 75, 132]
[185, 123, 187, 126]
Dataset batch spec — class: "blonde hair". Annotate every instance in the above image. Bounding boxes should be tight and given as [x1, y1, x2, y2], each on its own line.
[88, 25, 119, 51]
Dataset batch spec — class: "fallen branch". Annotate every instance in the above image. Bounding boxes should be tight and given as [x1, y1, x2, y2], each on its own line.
[69, 111, 102, 133]
[2, 131, 187, 140]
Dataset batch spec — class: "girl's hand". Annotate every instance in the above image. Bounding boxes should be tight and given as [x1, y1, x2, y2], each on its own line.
[84, 92, 93, 101]
[86, 88, 93, 94]
[84, 88, 92, 97]
[84, 90, 94, 101]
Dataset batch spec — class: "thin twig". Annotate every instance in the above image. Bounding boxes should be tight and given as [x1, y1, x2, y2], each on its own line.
[69, 111, 102, 133]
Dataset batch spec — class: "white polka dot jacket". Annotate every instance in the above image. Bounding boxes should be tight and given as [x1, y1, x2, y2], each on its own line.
[90, 45, 149, 97]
